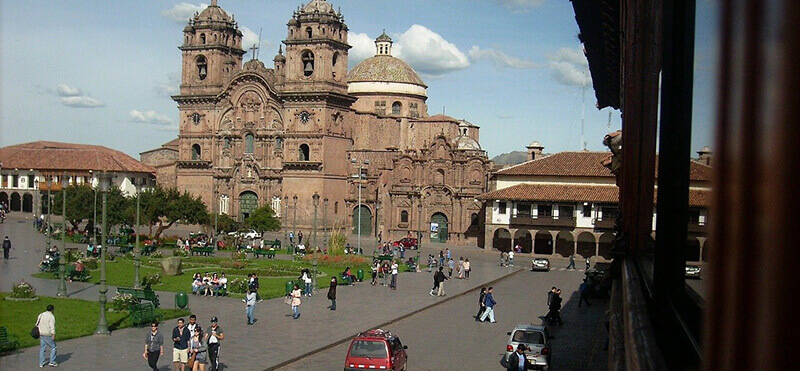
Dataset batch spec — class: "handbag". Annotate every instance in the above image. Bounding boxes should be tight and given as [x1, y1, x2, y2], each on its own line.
[31, 315, 41, 339]
[283, 295, 292, 305]
[187, 353, 196, 368]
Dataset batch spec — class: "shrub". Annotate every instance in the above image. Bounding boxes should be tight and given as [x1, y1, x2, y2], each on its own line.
[141, 273, 162, 288]
[228, 277, 249, 294]
[219, 260, 248, 270]
[78, 257, 99, 270]
[172, 249, 188, 257]
[66, 249, 84, 262]
[111, 292, 137, 311]
[151, 250, 163, 259]
[11, 281, 36, 298]
[328, 227, 347, 256]
[231, 250, 247, 261]
[119, 252, 134, 260]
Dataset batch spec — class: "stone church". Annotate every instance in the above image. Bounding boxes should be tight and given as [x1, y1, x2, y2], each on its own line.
[142, 0, 491, 245]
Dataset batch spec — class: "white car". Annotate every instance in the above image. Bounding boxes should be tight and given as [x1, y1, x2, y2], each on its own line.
[227, 230, 261, 239]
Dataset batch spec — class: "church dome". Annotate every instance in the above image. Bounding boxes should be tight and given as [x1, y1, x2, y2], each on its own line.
[455, 136, 481, 151]
[302, 0, 336, 15]
[197, 1, 232, 22]
[348, 56, 427, 87]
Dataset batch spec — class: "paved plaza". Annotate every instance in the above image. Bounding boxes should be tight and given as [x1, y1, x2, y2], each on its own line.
[0, 214, 607, 370]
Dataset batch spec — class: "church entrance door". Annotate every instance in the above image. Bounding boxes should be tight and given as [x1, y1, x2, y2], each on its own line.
[430, 212, 448, 243]
[239, 191, 258, 221]
[353, 205, 372, 235]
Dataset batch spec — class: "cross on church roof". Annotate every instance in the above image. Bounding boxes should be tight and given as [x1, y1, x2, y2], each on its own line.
[250, 44, 259, 60]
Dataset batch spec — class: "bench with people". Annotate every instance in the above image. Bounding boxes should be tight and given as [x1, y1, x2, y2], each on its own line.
[66, 262, 90, 282]
[117, 287, 160, 308]
[341, 267, 357, 285]
[190, 246, 214, 256]
[191, 272, 228, 296]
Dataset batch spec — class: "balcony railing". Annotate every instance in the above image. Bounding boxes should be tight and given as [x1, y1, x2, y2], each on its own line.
[510, 215, 576, 227]
[594, 217, 616, 229]
[687, 222, 706, 234]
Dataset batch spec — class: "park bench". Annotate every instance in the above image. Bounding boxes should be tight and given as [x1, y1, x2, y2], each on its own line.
[264, 239, 282, 249]
[118, 287, 161, 308]
[251, 248, 276, 259]
[41, 258, 60, 273]
[66, 265, 90, 282]
[128, 302, 162, 327]
[190, 246, 214, 256]
[161, 240, 177, 249]
[0, 326, 20, 352]
[117, 244, 134, 255]
[140, 244, 157, 256]
[373, 253, 394, 262]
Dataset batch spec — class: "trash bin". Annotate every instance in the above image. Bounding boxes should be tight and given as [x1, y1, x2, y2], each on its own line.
[285, 280, 294, 295]
[357, 269, 364, 282]
[175, 291, 188, 309]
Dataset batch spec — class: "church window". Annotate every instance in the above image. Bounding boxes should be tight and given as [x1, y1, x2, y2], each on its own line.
[299, 144, 310, 161]
[322, 27, 326, 35]
[435, 169, 445, 185]
[276, 137, 283, 149]
[374, 101, 386, 115]
[191, 144, 201, 160]
[410, 103, 419, 118]
[301, 51, 315, 77]
[401, 210, 409, 223]
[245, 133, 254, 153]
[196, 56, 208, 80]
[201, 33, 206, 44]
[306, 27, 312, 38]
[335, 202, 339, 214]
[392, 101, 402, 116]
[192, 113, 201, 125]
[224, 137, 231, 149]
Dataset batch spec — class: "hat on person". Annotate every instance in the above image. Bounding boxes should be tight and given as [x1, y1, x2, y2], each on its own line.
[210, 316, 218, 323]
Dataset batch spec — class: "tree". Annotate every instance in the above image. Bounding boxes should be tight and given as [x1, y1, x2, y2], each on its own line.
[52, 185, 95, 231]
[139, 186, 209, 238]
[244, 204, 281, 234]
[215, 213, 239, 235]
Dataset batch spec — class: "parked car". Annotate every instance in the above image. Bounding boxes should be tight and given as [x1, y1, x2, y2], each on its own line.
[227, 229, 261, 239]
[503, 324, 552, 370]
[344, 329, 407, 371]
[392, 237, 418, 250]
[531, 258, 550, 272]
[685, 265, 702, 279]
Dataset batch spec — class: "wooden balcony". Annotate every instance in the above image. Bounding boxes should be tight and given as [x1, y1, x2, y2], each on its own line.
[510, 215, 576, 228]
[594, 217, 616, 229]
[687, 222, 706, 234]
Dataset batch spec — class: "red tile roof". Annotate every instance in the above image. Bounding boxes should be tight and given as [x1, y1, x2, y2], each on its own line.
[0, 141, 155, 174]
[477, 183, 710, 207]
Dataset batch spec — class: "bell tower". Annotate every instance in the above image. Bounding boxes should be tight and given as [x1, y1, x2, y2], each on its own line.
[178, 0, 245, 97]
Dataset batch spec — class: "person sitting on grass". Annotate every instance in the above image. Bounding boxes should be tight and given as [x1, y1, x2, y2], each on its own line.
[406, 257, 416, 270]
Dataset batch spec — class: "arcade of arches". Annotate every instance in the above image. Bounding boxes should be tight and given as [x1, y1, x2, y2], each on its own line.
[0, 191, 34, 213]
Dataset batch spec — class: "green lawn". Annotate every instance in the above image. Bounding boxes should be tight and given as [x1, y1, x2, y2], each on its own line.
[34, 254, 371, 300]
[0, 293, 189, 350]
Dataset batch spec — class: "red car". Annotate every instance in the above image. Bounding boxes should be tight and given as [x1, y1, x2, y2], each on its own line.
[344, 329, 408, 371]
[392, 238, 418, 250]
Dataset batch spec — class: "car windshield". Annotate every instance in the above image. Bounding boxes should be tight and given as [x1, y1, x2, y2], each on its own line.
[513, 330, 544, 344]
[349, 340, 388, 358]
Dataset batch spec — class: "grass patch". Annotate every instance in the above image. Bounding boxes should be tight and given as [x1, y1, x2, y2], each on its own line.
[0, 293, 189, 350]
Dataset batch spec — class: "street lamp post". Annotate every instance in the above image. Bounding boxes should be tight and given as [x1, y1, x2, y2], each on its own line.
[90, 170, 97, 244]
[292, 195, 298, 253]
[45, 175, 51, 252]
[133, 178, 142, 289]
[312, 192, 319, 248]
[57, 173, 68, 296]
[323, 198, 328, 248]
[213, 183, 219, 243]
[284, 196, 289, 250]
[351, 158, 370, 255]
[95, 172, 112, 335]
[418, 197, 423, 257]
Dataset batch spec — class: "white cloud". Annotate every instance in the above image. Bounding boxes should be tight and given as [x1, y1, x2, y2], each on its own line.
[347, 32, 377, 67]
[468, 46, 539, 69]
[129, 110, 175, 125]
[240, 26, 271, 58]
[161, 2, 208, 24]
[154, 72, 181, 97]
[547, 46, 591, 87]
[60, 96, 105, 108]
[494, 0, 547, 12]
[393, 25, 470, 76]
[54, 84, 82, 97]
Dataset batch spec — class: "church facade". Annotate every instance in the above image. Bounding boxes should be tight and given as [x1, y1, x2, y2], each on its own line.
[143, 0, 491, 245]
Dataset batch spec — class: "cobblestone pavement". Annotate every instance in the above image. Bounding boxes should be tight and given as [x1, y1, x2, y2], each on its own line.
[1, 214, 539, 370]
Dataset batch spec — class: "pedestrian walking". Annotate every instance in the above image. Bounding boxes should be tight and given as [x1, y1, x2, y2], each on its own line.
[172, 318, 191, 371]
[506, 344, 531, 371]
[479, 287, 498, 323]
[579, 279, 592, 307]
[438, 250, 445, 267]
[371, 260, 379, 285]
[508, 250, 515, 266]
[143, 321, 164, 371]
[298, 230, 304, 245]
[188, 327, 209, 371]
[585, 257, 591, 271]
[548, 289, 564, 325]
[457, 257, 465, 279]
[475, 287, 487, 321]
[390, 260, 399, 290]
[243, 289, 258, 325]
[464, 258, 471, 279]
[327, 277, 337, 310]
[447, 258, 455, 277]
[207, 317, 224, 371]
[291, 284, 302, 319]
[36, 304, 58, 368]
[288, 231, 294, 244]
[432, 266, 448, 296]
[3, 236, 11, 259]
[300, 268, 312, 296]
[566, 254, 576, 270]
[545, 287, 557, 323]
[187, 314, 198, 338]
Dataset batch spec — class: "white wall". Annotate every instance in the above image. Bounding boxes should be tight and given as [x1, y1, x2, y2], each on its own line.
[491, 200, 510, 224]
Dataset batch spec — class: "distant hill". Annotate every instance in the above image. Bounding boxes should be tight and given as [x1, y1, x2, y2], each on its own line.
[491, 150, 528, 166]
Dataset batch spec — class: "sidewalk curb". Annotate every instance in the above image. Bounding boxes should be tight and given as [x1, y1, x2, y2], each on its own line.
[266, 267, 526, 371]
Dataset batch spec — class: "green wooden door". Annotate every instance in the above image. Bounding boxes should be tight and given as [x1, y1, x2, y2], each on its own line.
[430, 212, 448, 243]
[353, 205, 372, 235]
[239, 192, 258, 221]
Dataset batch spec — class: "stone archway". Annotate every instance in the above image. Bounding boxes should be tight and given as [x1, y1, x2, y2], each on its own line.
[239, 191, 258, 221]
[22, 193, 33, 213]
[430, 212, 448, 243]
[10, 192, 21, 212]
[353, 205, 372, 236]
[555, 231, 574, 257]
[534, 230, 553, 255]
[0, 192, 8, 209]
[493, 228, 512, 252]
[687, 236, 701, 262]
[577, 232, 596, 258]
[599, 232, 614, 259]
[513, 229, 532, 253]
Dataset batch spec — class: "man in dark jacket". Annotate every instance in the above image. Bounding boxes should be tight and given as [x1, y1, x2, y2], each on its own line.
[475, 287, 487, 321]
[2, 236, 11, 259]
[479, 287, 497, 323]
[507, 344, 530, 371]
[548, 289, 564, 325]
[578, 278, 592, 307]
[431, 266, 448, 296]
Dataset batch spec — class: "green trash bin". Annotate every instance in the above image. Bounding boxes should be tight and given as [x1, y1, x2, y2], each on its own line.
[285, 280, 294, 295]
[357, 269, 364, 282]
[175, 291, 188, 309]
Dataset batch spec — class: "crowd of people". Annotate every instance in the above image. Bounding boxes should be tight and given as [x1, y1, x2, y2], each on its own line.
[191, 272, 228, 297]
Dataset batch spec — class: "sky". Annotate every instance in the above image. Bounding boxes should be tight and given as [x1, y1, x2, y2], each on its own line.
[0, 0, 719, 159]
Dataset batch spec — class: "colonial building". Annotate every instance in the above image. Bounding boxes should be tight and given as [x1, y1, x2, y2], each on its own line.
[477, 142, 712, 261]
[0, 141, 155, 214]
[142, 0, 490, 244]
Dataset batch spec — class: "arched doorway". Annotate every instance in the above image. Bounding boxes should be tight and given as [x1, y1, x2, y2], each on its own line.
[534, 230, 553, 255]
[353, 205, 372, 235]
[430, 212, 448, 243]
[239, 191, 258, 221]
[0, 192, 8, 209]
[41, 193, 51, 215]
[513, 229, 532, 253]
[687, 236, 701, 262]
[22, 193, 33, 213]
[10, 192, 21, 212]
[599, 232, 614, 259]
[555, 231, 574, 257]
[465, 212, 480, 239]
[493, 228, 512, 252]
[577, 232, 596, 258]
